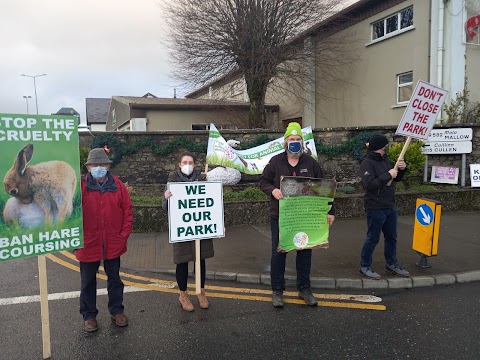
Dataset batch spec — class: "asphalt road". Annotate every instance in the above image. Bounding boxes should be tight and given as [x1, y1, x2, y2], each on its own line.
[1, 255, 479, 360]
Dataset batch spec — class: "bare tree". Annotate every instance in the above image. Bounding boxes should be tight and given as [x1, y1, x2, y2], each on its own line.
[164, 0, 356, 129]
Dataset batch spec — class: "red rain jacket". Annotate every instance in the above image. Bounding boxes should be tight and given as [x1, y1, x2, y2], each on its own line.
[75, 173, 133, 262]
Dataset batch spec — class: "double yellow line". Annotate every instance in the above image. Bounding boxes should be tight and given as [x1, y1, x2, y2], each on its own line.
[46, 251, 386, 311]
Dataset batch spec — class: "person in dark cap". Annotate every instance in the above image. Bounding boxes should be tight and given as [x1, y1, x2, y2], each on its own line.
[260, 122, 335, 307]
[359, 134, 409, 280]
[76, 148, 133, 332]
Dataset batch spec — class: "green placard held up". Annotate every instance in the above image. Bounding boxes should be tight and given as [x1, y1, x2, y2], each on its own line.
[278, 176, 336, 252]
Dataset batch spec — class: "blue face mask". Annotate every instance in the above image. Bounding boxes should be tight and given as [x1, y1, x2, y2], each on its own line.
[288, 141, 303, 154]
[91, 166, 108, 179]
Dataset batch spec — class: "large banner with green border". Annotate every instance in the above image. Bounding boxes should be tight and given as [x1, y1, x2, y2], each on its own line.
[207, 123, 317, 174]
[0, 113, 83, 262]
[278, 176, 336, 252]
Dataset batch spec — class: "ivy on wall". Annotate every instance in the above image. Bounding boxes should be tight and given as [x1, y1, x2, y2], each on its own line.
[315, 131, 377, 160]
[91, 133, 208, 166]
[88, 131, 378, 166]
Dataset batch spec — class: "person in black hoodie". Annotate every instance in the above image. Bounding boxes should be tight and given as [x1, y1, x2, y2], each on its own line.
[359, 134, 409, 280]
[260, 122, 335, 307]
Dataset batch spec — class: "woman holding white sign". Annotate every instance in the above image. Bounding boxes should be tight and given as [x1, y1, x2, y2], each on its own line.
[162, 151, 214, 312]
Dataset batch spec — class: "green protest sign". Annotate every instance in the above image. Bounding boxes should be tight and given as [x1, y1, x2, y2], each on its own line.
[279, 177, 336, 252]
[0, 113, 83, 262]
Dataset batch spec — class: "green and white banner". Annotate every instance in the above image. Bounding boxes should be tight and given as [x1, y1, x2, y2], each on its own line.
[206, 123, 317, 174]
[167, 181, 225, 243]
[278, 176, 336, 252]
[0, 113, 83, 262]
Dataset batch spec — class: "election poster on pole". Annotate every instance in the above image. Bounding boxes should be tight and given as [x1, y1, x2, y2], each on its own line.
[391, 80, 448, 185]
[0, 113, 83, 359]
[278, 177, 336, 252]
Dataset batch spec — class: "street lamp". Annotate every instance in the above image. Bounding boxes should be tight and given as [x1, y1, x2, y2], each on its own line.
[21, 73, 47, 114]
[22, 95, 32, 114]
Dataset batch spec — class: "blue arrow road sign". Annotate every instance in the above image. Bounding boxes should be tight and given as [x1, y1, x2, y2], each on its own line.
[416, 204, 434, 226]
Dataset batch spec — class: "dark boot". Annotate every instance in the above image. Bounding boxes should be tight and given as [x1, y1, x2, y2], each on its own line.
[84, 318, 99, 332]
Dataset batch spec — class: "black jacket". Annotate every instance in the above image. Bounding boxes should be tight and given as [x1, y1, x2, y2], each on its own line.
[360, 151, 406, 209]
[260, 152, 335, 217]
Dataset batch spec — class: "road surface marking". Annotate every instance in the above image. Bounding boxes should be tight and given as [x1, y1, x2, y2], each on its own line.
[56, 251, 382, 303]
[45, 252, 386, 311]
[0, 286, 150, 306]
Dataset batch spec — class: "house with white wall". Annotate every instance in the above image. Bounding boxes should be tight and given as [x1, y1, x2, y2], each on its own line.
[186, 0, 480, 129]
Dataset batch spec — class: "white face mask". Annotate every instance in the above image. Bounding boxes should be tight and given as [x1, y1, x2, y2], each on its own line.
[181, 164, 194, 176]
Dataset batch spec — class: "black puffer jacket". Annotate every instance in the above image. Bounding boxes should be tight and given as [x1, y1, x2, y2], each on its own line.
[360, 151, 406, 209]
[260, 152, 335, 217]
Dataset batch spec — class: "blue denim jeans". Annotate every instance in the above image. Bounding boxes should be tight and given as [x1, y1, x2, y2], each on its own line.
[80, 257, 124, 320]
[270, 217, 312, 291]
[360, 208, 398, 268]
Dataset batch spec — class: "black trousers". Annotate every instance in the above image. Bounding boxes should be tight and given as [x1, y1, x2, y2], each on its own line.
[80, 257, 124, 320]
[176, 260, 206, 291]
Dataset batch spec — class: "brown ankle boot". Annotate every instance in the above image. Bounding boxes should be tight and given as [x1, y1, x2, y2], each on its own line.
[197, 289, 209, 309]
[179, 291, 194, 312]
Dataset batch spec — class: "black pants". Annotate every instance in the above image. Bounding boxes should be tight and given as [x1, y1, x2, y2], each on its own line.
[80, 257, 124, 320]
[176, 260, 206, 291]
[270, 217, 312, 291]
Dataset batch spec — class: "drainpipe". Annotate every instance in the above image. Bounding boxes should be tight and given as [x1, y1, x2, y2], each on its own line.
[437, 0, 444, 89]
[437, 0, 445, 121]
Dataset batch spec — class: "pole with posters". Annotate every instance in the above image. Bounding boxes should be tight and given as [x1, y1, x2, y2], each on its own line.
[166, 181, 225, 294]
[0, 113, 83, 359]
[389, 80, 449, 185]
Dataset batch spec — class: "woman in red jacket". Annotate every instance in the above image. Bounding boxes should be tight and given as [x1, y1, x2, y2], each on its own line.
[76, 148, 133, 332]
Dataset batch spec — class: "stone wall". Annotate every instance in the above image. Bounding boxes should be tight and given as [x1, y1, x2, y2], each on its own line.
[132, 189, 480, 232]
[80, 124, 480, 196]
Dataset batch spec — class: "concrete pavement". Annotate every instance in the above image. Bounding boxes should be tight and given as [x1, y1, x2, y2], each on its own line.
[122, 211, 480, 289]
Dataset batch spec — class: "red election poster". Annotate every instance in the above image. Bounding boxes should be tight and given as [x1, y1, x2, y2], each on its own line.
[396, 80, 448, 140]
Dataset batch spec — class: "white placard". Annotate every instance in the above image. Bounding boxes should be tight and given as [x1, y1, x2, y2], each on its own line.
[470, 164, 480, 187]
[396, 80, 448, 140]
[421, 141, 472, 154]
[167, 181, 225, 243]
[427, 128, 473, 142]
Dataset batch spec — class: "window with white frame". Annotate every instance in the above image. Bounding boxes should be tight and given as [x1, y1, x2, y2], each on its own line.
[397, 71, 413, 104]
[372, 6, 414, 41]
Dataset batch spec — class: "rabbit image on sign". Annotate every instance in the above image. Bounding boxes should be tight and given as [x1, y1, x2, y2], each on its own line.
[3, 144, 77, 226]
[3, 197, 50, 228]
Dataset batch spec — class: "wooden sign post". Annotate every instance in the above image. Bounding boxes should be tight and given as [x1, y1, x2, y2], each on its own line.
[38, 255, 51, 359]
[198, 163, 209, 295]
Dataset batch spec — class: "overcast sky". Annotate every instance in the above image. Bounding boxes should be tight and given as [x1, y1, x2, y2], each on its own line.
[0, 0, 176, 125]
